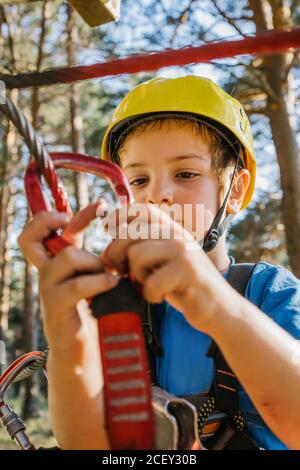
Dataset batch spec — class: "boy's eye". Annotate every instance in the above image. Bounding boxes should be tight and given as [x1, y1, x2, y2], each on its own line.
[176, 171, 200, 179]
[129, 177, 148, 187]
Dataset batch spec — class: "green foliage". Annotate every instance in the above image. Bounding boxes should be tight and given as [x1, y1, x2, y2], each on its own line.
[228, 191, 288, 267]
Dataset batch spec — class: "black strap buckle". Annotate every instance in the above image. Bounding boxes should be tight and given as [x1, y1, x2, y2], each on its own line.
[206, 418, 262, 450]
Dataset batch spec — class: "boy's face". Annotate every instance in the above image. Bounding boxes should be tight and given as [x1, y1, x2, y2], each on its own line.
[119, 122, 221, 240]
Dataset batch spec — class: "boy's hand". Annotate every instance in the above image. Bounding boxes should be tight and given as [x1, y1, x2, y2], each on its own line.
[102, 203, 232, 335]
[18, 210, 119, 355]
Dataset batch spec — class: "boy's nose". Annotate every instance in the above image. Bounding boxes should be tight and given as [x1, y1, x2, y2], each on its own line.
[146, 182, 174, 205]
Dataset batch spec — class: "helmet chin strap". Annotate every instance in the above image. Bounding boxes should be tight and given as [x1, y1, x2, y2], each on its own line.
[202, 156, 240, 253]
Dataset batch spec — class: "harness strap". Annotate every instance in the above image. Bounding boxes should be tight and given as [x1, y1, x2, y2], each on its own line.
[142, 303, 164, 385]
[91, 278, 155, 450]
[142, 262, 258, 448]
[208, 345, 240, 416]
[206, 417, 260, 450]
[208, 263, 256, 417]
[227, 262, 256, 296]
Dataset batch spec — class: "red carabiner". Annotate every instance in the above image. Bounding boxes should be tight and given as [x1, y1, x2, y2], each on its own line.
[25, 152, 133, 254]
[24, 152, 155, 450]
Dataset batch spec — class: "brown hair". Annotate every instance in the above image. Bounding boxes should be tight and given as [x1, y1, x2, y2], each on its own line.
[116, 117, 244, 190]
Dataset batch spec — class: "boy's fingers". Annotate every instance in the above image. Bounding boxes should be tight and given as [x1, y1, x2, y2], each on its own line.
[18, 211, 71, 270]
[142, 261, 181, 304]
[127, 240, 180, 283]
[101, 237, 136, 274]
[102, 233, 157, 275]
[63, 200, 105, 242]
[102, 203, 162, 230]
[20, 211, 71, 243]
[102, 221, 186, 274]
[55, 272, 120, 310]
[23, 244, 51, 271]
[40, 246, 104, 286]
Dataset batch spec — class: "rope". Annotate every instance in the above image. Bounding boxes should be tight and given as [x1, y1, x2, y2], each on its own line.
[1, 27, 300, 90]
[0, 97, 52, 171]
[0, 97, 71, 210]
[12, 349, 48, 384]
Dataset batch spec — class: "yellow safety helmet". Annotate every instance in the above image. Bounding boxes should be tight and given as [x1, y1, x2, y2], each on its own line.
[102, 76, 256, 210]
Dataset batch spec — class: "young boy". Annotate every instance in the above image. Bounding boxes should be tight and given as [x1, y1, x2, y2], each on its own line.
[19, 76, 300, 450]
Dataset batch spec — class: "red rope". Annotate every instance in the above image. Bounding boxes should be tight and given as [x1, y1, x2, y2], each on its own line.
[69, 27, 300, 80]
[2, 27, 300, 89]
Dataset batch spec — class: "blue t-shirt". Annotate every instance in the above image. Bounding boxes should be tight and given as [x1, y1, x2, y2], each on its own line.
[155, 260, 300, 450]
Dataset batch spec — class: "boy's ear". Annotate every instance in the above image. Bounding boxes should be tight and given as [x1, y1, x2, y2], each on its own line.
[227, 169, 251, 215]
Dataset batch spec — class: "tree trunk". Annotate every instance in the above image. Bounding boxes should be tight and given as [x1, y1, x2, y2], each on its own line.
[0, 129, 10, 374]
[248, 0, 300, 276]
[0, 182, 14, 339]
[22, 259, 40, 419]
[67, 5, 89, 213]
[22, 0, 50, 419]
[0, 135, 10, 339]
[0, 5, 21, 374]
[0, 90, 18, 370]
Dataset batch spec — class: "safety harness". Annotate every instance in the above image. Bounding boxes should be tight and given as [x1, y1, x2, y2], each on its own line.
[143, 262, 263, 450]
